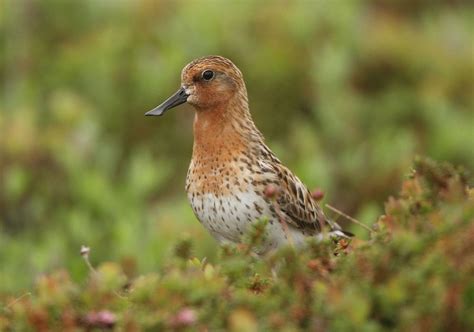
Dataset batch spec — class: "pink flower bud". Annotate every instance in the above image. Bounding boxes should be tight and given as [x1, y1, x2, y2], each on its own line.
[169, 308, 197, 327]
[311, 189, 324, 201]
[264, 184, 279, 199]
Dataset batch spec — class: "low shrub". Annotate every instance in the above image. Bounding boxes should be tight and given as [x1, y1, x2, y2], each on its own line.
[1, 158, 472, 331]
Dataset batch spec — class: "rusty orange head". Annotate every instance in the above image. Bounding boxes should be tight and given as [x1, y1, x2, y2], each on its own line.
[146, 55, 246, 116]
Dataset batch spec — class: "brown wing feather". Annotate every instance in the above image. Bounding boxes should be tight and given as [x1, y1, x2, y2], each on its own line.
[257, 147, 324, 233]
[274, 165, 324, 233]
[256, 143, 329, 234]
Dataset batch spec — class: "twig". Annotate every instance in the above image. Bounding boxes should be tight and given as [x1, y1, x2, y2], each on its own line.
[4, 292, 31, 311]
[80, 245, 97, 274]
[80, 245, 128, 300]
[325, 204, 373, 233]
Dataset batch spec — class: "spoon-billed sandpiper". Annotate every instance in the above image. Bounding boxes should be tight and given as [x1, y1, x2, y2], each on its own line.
[146, 55, 352, 253]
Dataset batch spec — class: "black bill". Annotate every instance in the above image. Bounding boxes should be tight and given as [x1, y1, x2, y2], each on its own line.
[145, 86, 189, 116]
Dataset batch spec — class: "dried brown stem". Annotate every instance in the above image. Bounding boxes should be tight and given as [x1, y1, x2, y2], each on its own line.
[325, 204, 374, 233]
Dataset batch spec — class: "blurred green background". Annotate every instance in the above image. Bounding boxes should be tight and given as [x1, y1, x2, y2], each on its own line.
[1, 0, 473, 293]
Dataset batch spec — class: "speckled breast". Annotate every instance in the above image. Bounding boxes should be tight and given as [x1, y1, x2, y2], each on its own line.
[185, 161, 307, 251]
[188, 190, 269, 243]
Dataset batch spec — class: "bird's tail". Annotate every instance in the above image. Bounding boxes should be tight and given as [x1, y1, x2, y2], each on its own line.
[325, 218, 354, 239]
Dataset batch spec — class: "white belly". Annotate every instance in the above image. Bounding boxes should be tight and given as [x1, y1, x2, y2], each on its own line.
[187, 190, 308, 251]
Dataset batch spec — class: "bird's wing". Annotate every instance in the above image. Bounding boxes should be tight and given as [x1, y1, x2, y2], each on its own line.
[261, 159, 325, 233]
[257, 147, 353, 237]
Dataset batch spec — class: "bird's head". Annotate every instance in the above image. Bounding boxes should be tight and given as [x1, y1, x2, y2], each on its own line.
[146, 55, 246, 116]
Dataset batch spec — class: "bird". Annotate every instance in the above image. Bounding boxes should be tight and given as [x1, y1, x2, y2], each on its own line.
[146, 55, 352, 253]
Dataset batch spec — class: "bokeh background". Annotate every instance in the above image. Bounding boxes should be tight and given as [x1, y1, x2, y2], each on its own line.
[1, 0, 473, 293]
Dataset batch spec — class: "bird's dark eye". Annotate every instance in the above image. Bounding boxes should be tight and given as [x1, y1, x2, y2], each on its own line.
[202, 70, 214, 81]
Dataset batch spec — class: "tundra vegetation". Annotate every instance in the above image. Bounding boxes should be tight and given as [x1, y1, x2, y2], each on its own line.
[1, 158, 473, 330]
[0, 0, 473, 330]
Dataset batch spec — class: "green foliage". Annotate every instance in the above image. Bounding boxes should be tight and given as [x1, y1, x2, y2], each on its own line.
[1, 158, 472, 331]
[0, 2, 473, 329]
[1, 0, 473, 293]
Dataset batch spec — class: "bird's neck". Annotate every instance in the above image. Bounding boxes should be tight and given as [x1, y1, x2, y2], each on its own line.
[192, 92, 264, 162]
